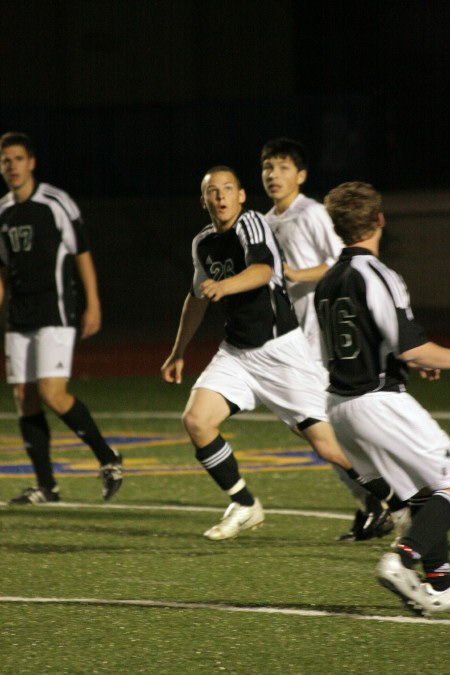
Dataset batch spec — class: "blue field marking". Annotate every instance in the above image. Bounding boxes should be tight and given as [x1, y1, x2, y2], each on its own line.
[0, 432, 327, 476]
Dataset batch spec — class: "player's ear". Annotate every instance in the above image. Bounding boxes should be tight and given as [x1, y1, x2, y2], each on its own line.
[297, 169, 307, 187]
[29, 156, 36, 171]
[238, 188, 246, 205]
[200, 195, 207, 210]
[377, 212, 385, 228]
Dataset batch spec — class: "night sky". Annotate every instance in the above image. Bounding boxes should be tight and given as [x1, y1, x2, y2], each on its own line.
[1, 1, 449, 196]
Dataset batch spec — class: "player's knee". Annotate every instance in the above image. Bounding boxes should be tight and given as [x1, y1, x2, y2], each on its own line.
[13, 383, 41, 416]
[37, 381, 71, 414]
[182, 407, 205, 437]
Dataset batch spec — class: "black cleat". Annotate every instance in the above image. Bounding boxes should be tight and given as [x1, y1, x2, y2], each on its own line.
[8, 485, 60, 505]
[100, 452, 123, 500]
[337, 495, 394, 542]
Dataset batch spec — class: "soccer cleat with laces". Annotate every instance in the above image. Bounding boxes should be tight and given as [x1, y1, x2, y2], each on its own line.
[8, 485, 60, 505]
[337, 495, 393, 542]
[203, 498, 264, 541]
[100, 452, 123, 500]
[376, 552, 425, 615]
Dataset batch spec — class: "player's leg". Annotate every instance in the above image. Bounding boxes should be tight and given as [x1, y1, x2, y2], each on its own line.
[329, 390, 450, 614]
[36, 327, 122, 500]
[247, 330, 403, 520]
[6, 331, 59, 505]
[183, 350, 264, 539]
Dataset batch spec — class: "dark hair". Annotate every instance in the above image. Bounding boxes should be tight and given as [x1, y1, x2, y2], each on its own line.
[201, 165, 242, 191]
[0, 132, 35, 157]
[324, 182, 382, 245]
[260, 138, 308, 171]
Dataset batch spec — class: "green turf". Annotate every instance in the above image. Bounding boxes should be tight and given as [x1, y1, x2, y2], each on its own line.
[1, 373, 450, 673]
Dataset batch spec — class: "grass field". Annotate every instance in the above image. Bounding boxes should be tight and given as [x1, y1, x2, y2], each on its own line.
[1, 372, 450, 674]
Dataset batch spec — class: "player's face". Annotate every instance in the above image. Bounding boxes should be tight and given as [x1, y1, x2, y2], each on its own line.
[0, 145, 35, 196]
[261, 155, 307, 211]
[201, 171, 246, 231]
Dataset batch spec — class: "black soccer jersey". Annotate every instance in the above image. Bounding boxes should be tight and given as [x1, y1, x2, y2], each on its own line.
[0, 182, 89, 331]
[191, 209, 298, 348]
[314, 247, 428, 396]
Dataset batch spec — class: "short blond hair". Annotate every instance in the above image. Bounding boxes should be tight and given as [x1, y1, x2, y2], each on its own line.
[324, 181, 382, 245]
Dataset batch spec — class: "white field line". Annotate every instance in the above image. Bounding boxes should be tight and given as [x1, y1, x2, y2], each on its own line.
[0, 500, 353, 520]
[0, 410, 449, 421]
[1, 595, 449, 626]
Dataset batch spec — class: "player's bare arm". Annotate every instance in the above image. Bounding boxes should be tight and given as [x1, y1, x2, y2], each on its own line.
[0, 268, 7, 307]
[283, 261, 330, 284]
[401, 341, 450, 371]
[75, 251, 101, 339]
[200, 263, 272, 302]
[161, 294, 209, 384]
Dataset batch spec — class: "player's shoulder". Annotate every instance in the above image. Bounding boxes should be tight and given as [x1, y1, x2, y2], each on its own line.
[236, 210, 271, 242]
[34, 183, 81, 219]
[0, 191, 14, 214]
[192, 222, 215, 245]
[295, 194, 329, 218]
[351, 252, 404, 290]
[237, 209, 268, 230]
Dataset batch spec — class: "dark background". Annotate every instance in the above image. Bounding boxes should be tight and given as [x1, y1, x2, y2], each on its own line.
[1, 0, 449, 348]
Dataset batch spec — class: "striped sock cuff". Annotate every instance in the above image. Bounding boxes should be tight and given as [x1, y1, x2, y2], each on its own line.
[200, 442, 232, 470]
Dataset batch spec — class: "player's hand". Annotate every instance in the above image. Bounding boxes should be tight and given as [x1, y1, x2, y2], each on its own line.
[80, 306, 101, 339]
[200, 279, 225, 302]
[161, 355, 184, 384]
[419, 368, 441, 381]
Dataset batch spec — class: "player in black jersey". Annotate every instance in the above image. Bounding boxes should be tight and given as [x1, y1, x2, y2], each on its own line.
[0, 132, 123, 504]
[315, 181, 450, 615]
[161, 167, 402, 541]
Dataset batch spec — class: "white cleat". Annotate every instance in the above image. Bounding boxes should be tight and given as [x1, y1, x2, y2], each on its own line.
[418, 583, 450, 614]
[203, 498, 264, 541]
[376, 552, 425, 615]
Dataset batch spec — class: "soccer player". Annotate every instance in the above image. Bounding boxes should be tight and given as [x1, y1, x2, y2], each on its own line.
[315, 181, 450, 615]
[161, 166, 403, 541]
[261, 137, 391, 541]
[0, 131, 123, 504]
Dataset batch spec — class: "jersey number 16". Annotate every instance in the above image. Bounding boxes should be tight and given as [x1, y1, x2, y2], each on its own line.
[317, 297, 360, 360]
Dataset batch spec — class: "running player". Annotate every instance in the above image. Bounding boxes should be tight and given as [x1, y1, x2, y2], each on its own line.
[161, 166, 403, 541]
[261, 137, 391, 541]
[0, 131, 123, 504]
[315, 181, 450, 615]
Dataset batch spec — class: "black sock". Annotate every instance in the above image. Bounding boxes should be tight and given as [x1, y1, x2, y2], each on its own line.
[422, 536, 450, 591]
[401, 494, 450, 560]
[195, 435, 254, 505]
[408, 494, 430, 517]
[19, 412, 55, 490]
[346, 471, 405, 511]
[59, 398, 116, 465]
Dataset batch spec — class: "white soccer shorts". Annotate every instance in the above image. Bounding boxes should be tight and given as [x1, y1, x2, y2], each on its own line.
[192, 328, 329, 428]
[5, 327, 77, 383]
[328, 390, 450, 500]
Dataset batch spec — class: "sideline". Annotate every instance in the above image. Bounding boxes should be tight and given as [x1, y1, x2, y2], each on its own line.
[0, 500, 354, 520]
[1, 595, 449, 626]
[0, 410, 449, 421]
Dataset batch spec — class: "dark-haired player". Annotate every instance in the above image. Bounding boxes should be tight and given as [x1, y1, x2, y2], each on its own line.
[261, 137, 392, 541]
[0, 132, 123, 503]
